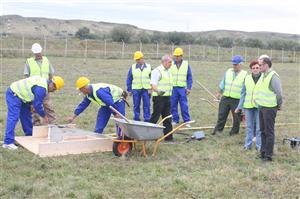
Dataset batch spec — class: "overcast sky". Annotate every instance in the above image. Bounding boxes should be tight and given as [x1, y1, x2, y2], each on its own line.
[1, 0, 300, 34]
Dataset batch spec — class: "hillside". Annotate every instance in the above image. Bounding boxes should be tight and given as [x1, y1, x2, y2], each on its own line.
[0, 15, 299, 43]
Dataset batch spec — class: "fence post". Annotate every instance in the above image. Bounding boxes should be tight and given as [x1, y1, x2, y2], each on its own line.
[231, 47, 234, 58]
[104, 39, 107, 58]
[139, 41, 142, 52]
[188, 44, 191, 61]
[171, 43, 174, 54]
[270, 48, 273, 58]
[281, 48, 284, 63]
[84, 39, 87, 62]
[156, 42, 159, 59]
[22, 35, 25, 57]
[244, 47, 247, 62]
[293, 49, 296, 63]
[121, 41, 125, 59]
[217, 46, 220, 63]
[43, 35, 47, 55]
[64, 38, 68, 57]
[203, 45, 206, 61]
[257, 48, 260, 57]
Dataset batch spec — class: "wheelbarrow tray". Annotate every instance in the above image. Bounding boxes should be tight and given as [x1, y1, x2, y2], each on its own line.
[112, 118, 165, 141]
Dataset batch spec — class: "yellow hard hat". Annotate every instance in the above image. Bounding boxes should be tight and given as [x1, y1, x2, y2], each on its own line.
[52, 76, 64, 90]
[76, 77, 90, 89]
[134, 51, 144, 60]
[173, 47, 184, 56]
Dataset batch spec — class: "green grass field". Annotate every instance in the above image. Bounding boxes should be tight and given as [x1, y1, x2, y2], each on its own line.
[0, 57, 299, 198]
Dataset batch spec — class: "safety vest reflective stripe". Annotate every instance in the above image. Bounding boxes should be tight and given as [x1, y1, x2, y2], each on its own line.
[87, 83, 123, 106]
[10, 76, 48, 102]
[170, 60, 188, 87]
[27, 56, 50, 79]
[223, 68, 247, 99]
[131, 63, 151, 89]
[152, 65, 173, 97]
[243, 75, 257, 109]
[253, 70, 278, 107]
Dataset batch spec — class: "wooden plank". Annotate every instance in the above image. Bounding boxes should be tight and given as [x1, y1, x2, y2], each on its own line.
[32, 126, 49, 138]
[15, 134, 113, 157]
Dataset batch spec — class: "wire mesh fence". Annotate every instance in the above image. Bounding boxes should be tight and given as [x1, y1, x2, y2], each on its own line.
[0, 36, 299, 63]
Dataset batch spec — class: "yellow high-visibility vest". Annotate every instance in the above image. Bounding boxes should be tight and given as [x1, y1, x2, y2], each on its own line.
[170, 60, 188, 87]
[152, 65, 173, 97]
[27, 56, 50, 79]
[223, 68, 247, 99]
[10, 76, 48, 102]
[87, 83, 123, 106]
[254, 70, 278, 107]
[243, 74, 257, 109]
[131, 63, 151, 89]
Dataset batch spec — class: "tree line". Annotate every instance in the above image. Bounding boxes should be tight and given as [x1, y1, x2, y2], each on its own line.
[75, 27, 300, 51]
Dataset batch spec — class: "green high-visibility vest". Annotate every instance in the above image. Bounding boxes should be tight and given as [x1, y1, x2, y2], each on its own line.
[87, 83, 123, 106]
[27, 56, 50, 79]
[152, 65, 173, 97]
[254, 70, 278, 108]
[131, 63, 151, 89]
[10, 76, 48, 102]
[243, 74, 257, 109]
[223, 68, 247, 99]
[170, 60, 188, 87]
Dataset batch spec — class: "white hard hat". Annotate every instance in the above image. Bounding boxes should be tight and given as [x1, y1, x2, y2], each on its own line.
[259, 54, 269, 60]
[31, 43, 42, 54]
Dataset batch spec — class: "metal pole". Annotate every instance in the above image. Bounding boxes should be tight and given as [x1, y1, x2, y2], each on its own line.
[217, 46, 220, 63]
[139, 41, 142, 52]
[281, 48, 284, 63]
[104, 39, 107, 58]
[203, 45, 206, 61]
[231, 46, 234, 58]
[293, 49, 296, 63]
[156, 42, 159, 59]
[22, 35, 24, 57]
[171, 43, 174, 54]
[64, 38, 68, 57]
[84, 39, 87, 62]
[244, 47, 247, 62]
[188, 44, 191, 61]
[121, 41, 125, 59]
[43, 35, 47, 55]
[270, 48, 273, 58]
[257, 48, 260, 57]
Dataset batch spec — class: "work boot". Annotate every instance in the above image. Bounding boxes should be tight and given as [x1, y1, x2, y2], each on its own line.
[262, 156, 272, 162]
[185, 124, 192, 128]
[2, 143, 18, 150]
[212, 130, 222, 135]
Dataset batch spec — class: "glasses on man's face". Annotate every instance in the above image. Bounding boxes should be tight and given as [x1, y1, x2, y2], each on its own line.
[252, 67, 260, 70]
[259, 63, 265, 67]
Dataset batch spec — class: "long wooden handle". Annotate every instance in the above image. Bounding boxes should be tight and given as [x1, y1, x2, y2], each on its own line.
[196, 80, 218, 100]
[109, 106, 131, 123]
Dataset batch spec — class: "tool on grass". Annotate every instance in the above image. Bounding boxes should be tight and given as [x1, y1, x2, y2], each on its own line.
[196, 80, 218, 101]
[283, 137, 300, 149]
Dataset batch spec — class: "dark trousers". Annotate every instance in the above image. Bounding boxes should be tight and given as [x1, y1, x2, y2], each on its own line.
[214, 96, 241, 135]
[259, 107, 277, 158]
[150, 96, 173, 140]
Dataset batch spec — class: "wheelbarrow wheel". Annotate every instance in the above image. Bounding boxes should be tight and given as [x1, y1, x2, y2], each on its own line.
[113, 142, 132, 157]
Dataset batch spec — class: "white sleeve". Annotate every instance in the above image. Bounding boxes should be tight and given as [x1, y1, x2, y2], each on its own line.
[150, 69, 161, 86]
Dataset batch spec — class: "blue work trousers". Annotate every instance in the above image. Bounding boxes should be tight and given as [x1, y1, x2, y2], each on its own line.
[95, 100, 125, 137]
[170, 87, 191, 123]
[4, 88, 33, 144]
[132, 89, 150, 122]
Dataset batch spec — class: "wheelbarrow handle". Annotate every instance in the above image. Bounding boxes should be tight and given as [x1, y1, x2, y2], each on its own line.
[109, 106, 131, 123]
[158, 115, 172, 125]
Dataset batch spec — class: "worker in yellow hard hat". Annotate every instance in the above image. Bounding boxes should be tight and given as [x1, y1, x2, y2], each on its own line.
[170, 47, 193, 127]
[126, 51, 152, 122]
[24, 43, 57, 125]
[3, 76, 64, 150]
[67, 77, 126, 135]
